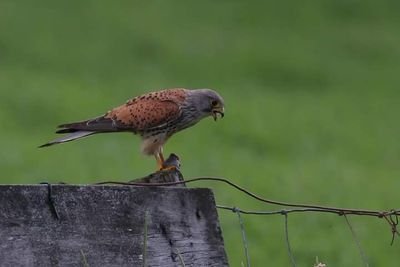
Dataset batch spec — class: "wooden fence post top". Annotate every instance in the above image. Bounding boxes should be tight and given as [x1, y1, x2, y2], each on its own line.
[0, 183, 229, 266]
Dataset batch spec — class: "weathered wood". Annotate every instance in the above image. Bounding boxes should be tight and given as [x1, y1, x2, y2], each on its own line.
[0, 185, 228, 266]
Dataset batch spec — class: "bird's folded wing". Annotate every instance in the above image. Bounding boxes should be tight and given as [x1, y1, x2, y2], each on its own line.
[105, 98, 182, 131]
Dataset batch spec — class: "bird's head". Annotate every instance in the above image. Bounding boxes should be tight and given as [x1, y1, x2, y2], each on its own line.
[189, 89, 225, 121]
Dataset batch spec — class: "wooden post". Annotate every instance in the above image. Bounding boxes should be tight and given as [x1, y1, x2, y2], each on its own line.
[0, 161, 229, 266]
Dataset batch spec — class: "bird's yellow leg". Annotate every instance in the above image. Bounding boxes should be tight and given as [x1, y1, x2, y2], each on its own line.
[156, 150, 177, 171]
[155, 153, 164, 170]
[159, 151, 165, 163]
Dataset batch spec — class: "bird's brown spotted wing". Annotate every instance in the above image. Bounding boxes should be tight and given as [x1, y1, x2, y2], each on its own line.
[56, 89, 187, 133]
[103, 88, 187, 131]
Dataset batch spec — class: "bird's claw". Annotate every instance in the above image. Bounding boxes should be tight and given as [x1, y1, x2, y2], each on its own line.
[158, 153, 181, 171]
[158, 165, 178, 172]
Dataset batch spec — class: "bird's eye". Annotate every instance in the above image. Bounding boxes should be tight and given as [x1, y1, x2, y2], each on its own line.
[211, 100, 219, 106]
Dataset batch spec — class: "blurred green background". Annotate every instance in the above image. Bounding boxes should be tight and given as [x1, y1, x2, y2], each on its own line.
[1, 0, 399, 265]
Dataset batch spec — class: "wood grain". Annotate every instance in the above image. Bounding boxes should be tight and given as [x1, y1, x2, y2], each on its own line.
[0, 184, 228, 266]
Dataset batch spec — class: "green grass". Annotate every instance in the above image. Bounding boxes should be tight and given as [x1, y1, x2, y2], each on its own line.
[1, 1, 400, 265]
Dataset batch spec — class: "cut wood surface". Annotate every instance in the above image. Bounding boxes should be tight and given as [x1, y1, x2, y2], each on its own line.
[0, 183, 228, 266]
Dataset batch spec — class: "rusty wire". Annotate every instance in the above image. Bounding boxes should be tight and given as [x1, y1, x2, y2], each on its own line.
[95, 176, 400, 218]
[94, 176, 400, 265]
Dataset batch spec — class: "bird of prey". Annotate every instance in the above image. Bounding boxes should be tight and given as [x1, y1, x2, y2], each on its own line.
[40, 88, 225, 170]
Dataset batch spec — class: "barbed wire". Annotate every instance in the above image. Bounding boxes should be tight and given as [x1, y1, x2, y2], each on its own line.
[232, 207, 251, 267]
[343, 215, 369, 267]
[95, 176, 400, 265]
[96, 176, 400, 218]
[218, 205, 373, 266]
[283, 212, 296, 267]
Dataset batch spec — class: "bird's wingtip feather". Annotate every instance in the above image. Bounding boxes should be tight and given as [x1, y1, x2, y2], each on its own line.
[39, 131, 95, 149]
[38, 142, 54, 148]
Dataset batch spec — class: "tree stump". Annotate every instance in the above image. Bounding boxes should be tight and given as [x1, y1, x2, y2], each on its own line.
[0, 164, 229, 266]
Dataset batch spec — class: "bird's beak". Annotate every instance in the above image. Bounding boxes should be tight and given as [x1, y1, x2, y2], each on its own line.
[212, 107, 225, 121]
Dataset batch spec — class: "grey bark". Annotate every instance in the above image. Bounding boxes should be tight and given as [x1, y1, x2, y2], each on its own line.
[0, 183, 228, 267]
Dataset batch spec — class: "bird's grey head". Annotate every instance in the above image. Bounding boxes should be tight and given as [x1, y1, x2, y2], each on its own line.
[186, 89, 225, 121]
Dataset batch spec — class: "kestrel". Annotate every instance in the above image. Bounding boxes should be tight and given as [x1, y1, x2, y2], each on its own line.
[40, 88, 225, 170]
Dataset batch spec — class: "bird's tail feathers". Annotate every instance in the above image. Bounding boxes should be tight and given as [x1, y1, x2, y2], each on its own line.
[39, 131, 95, 148]
[56, 116, 120, 133]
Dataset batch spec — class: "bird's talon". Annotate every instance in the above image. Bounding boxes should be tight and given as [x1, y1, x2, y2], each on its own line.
[159, 166, 177, 172]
